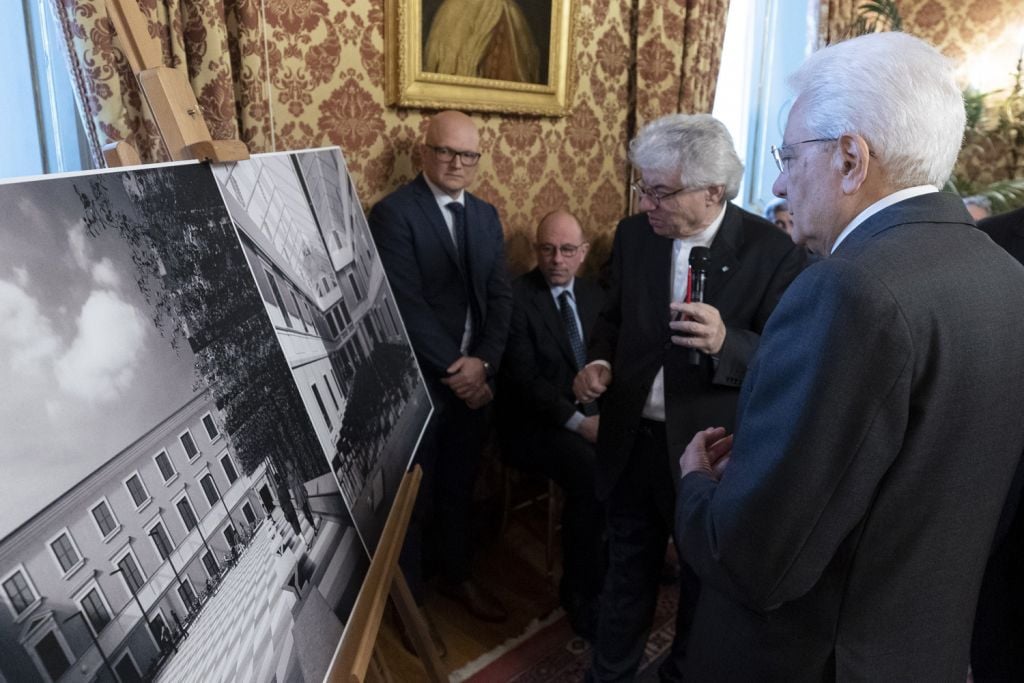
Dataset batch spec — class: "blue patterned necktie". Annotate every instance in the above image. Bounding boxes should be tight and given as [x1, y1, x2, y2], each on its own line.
[559, 290, 597, 416]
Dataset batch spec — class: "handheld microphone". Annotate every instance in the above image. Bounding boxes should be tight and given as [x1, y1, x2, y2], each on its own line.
[687, 247, 711, 365]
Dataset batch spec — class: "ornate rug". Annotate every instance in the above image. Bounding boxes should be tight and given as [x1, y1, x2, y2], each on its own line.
[451, 581, 679, 682]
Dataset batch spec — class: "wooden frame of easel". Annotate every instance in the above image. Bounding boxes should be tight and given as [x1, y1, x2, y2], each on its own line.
[102, 2, 447, 680]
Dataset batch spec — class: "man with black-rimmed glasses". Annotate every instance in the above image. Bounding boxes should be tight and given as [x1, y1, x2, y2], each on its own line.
[369, 111, 512, 633]
[573, 113, 805, 682]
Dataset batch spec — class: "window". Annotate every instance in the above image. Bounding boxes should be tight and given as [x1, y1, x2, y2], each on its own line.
[175, 494, 199, 532]
[348, 273, 363, 300]
[90, 498, 119, 539]
[48, 531, 81, 574]
[125, 472, 150, 508]
[323, 374, 339, 410]
[311, 383, 333, 430]
[115, 551, 146, 594]
[290, 291, 308, 332]
[201, 550, 219, 578]
[2, 566, 39, 618]
[114, 651, 143, 683]
[177, 578, 196, 609]
[265, 268, 292, 327]
[220, 453, 239, 484]
[223, 525, 239, 547]
[148, 521, 174, 560]
[149, 611, 170, 646]
[325, 311, 338, 338]
[32, 630, 72, 682]
[179, 430, 199, 460]
[77, 585, 112, 635]
[154, 450, 176, 482]
[202, 412, 219, 440]
[200, 473, 220, 505]
[242, 501, 256, 525]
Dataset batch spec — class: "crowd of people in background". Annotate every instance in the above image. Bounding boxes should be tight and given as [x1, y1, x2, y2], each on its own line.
[368, 30, 1024, 683]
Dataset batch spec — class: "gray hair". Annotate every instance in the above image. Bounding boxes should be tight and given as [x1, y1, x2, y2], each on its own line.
[764, 198, 789, 220]
[629, 114, 744, 201]
[788, 32, 965, 189]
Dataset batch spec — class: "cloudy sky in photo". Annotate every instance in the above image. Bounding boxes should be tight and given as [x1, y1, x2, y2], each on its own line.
[0, 172, 198, 539]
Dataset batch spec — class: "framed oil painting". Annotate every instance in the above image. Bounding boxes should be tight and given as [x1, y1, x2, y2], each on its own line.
[386, 0, 575, 116]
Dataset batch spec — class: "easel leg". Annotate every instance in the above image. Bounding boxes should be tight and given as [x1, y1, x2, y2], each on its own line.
[390, 571, 447, 683]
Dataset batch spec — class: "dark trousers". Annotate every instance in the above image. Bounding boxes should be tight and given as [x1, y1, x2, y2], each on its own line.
[509, 427, 606, 602]
[400, 388, 488, 601]
[589, 419, 700, 683]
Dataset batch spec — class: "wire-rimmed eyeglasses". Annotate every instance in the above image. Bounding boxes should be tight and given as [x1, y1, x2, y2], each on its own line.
[536, 242, 586, 258]
[630, 181, 697, 208]
[769, 138, 838, 173]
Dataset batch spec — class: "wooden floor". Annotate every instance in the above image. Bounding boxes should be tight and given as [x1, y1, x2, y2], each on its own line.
[376, 471, 564, 681]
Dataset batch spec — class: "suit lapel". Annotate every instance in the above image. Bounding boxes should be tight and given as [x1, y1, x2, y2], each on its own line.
[412, 175, 460, 271]
[705, 203, 742, 302]
[575, 279, 600, 342]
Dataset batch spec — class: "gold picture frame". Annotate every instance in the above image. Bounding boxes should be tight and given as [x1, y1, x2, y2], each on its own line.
[385, 0, 575, 117]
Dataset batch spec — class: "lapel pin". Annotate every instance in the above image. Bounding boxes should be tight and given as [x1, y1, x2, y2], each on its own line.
[721, 265, 730, 272]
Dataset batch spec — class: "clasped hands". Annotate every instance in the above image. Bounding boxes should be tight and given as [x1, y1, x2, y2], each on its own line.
[442, 355, 492, 409]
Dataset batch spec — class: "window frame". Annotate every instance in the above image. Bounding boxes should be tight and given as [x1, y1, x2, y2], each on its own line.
[219, 452, 239, 485]
[24, 616, 75, 683]
[201, 411, 220, 441]
[178, 428, 200, 461]
[123, 470, 152, 510]
[89, 496, 121, 542]
[153, 449, 178, 484]
[73, 578, 114, 637]
[46, 527, 84, 579]
[145, 517, 175, 561]
[1, 563, 42, 621]
[173, 490, 200, 533]
[112, 545, 147, 597]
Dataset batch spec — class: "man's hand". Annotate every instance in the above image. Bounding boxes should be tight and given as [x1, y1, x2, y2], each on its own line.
[463, 384, 493, 410]
[669, 302, 727, 355]
[578, 415, 600, 444]
[680, 426, 734, 481]
[442, 355, 487, 400]
[574, 363, 612, 403]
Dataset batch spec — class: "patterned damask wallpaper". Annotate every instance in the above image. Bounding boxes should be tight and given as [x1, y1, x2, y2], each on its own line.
[250, 0, 637, 274]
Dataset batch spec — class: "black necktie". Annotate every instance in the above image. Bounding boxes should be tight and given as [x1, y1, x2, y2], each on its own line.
[559, 291, 598, 416]
[446, 202, 480, 330]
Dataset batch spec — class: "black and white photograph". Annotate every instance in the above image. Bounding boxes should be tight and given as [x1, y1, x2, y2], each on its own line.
[213, 148, 432, 552]
[0, 162, 373, 683]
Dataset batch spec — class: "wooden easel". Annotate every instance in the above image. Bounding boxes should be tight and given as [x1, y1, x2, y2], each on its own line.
[102, 2, 447, 681]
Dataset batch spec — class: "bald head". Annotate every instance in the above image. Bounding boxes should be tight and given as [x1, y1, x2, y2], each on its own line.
[422, 111, 481, 198]
[535, 210, 589, 287]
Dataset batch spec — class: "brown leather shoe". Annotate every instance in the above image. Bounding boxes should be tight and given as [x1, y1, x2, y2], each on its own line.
[438, 579, 508, 623]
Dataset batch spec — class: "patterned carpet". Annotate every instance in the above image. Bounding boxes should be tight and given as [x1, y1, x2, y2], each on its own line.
[452, 581, 679, 682]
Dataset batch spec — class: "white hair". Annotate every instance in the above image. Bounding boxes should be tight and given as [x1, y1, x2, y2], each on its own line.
[629, 114, 744, 201]
[788, 32, 965, 188]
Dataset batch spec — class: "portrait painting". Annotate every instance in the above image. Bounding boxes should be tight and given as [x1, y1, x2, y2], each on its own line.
[386, 0, 574, 115]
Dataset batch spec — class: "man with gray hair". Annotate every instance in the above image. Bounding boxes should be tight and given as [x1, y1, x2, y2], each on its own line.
[677, 32, 1024, 680]
[574, 113, 805, 681]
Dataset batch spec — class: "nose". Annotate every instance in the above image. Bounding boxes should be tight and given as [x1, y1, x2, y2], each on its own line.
[637, 193, 657, 211]
[771, 172, 787, 199]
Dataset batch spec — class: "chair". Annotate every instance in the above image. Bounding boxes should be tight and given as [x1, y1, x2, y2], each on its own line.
[500, 465, 562, 581]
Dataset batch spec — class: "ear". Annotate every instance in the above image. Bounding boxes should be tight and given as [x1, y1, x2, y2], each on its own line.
[705, 184, 726, 206]
[837, 133, 871, 194]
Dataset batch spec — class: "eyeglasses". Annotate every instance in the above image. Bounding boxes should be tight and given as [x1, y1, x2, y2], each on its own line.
[427, 145, 482, 166]
[536, 242, 586, 257]
[770, 138, 838, 173]
[630, 182, 696, 208]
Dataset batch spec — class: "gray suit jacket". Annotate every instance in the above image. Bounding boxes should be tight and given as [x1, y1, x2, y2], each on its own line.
[677, 192, 1024, 681]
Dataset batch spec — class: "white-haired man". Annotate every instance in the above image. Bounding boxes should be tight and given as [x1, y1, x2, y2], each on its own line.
[677, 32, 1024, 680]
[574, 113, 805, 681]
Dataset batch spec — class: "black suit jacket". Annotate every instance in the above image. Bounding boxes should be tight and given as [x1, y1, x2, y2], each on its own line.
[368, 174, 512, 391]
[979, 205, 1024, 263]
[589, 203, 806, 499]
[677, 193, 1024, 680]
[498, 269, 605, 448]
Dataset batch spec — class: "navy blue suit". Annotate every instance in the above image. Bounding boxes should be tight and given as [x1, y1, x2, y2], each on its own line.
[369, 173, 512, 594]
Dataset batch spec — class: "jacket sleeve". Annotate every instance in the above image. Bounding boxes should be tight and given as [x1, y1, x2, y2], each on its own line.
[369, 198, 462, 377]
[587, 223, 624, 364]
[471, 203, 513, 371]
[677, 261, 911, 610]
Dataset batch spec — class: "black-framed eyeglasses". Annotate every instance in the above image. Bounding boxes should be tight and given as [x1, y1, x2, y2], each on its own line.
[630, 181, 696, 208]
[427, 145, 482, 166]
[536, 242, 586, 258]
[770, 138, 838, 173]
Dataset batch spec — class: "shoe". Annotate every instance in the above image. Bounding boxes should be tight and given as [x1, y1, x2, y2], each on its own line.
[563, 592, 599, 642]
[438, 579, 508, 622]
[395, 607, 447, 659]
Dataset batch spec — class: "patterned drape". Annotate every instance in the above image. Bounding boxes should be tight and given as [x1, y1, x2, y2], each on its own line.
[817, 0, 859, 47]
[51, 0, 272, 166]
[634, 0, 729, 126]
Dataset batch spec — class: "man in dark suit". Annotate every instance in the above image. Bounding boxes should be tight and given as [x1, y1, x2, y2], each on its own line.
[499, 209, 606, 638]
[676, 32, 1024, 681]
[369, 110, 512, 624]
[573, 114, 806, 681]
[972, 205, 1024, 682]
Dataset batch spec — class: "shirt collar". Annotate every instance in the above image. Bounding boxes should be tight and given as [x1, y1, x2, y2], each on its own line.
[550, 278, 576, 301]
[831, 185, 937, 253]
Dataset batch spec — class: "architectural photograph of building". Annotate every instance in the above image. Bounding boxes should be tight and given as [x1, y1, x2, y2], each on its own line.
[213, 149, 431, 551]
[0, 164, 375, 682]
